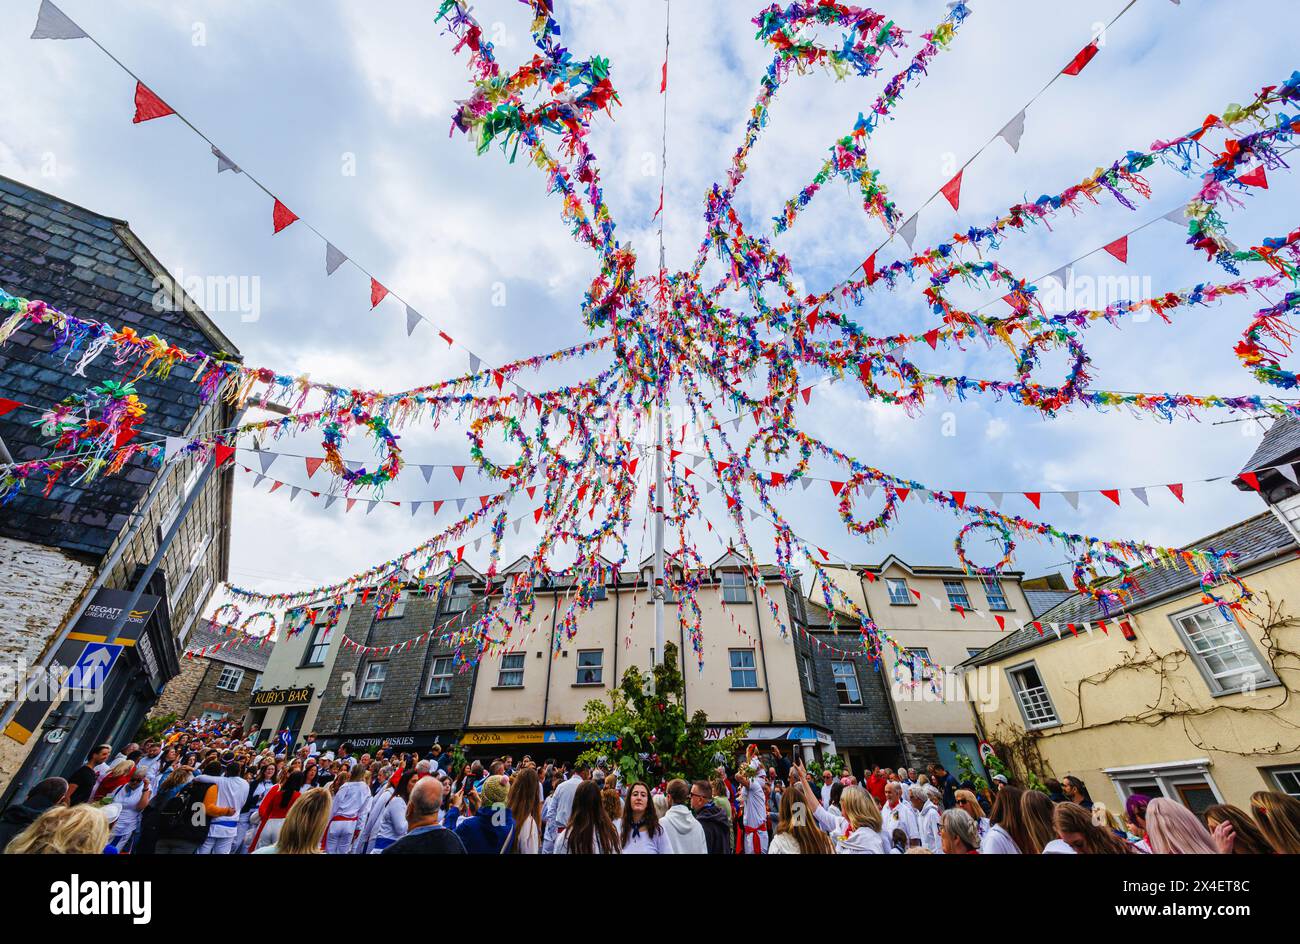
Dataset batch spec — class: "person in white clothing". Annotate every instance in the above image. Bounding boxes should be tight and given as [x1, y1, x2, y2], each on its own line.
[980, 784, 1025, 854]
[819, 769, 835, 808]
[543, 762, 589, 853]
[792, 763, 888, 854]
[914, 785, 942, 853]
[354, 777, 394, 854]
[237, 765, 276, 854]
[955, 789, 990, 842]
[367, 771, 413, 853]
[326, 764, 371, 853]
[735, 747, 769, 854]
[617, 782, 673, 854]
[553, 780, 619, 854]
[506, 766, 544, 853]
[658, 780, 705, 854]
[107, 767, 151, 853]
[940, 808, 980, 854]
[880, 781, 918, 848]
[196, 757, 250, 854]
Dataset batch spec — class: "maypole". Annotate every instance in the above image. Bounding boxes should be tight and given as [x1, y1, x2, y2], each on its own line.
[651, 0, 672, 687]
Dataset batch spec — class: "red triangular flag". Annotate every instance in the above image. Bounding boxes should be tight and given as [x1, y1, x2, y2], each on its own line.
[1101, 489, 1120, 506]
[132, 81, 174, 123]
[910, 588, 922, 601]
[268, 481, 283, 494]
[994, 615, 1005, 631]
[862, 253, 877, 284]
[1240, 470, 1261, 491]
[1166, 483, 1184, 503]
[627, 458, 639, 476]
[213, 444, 235, 467]
[439, 331, 454, 346]
[1238, 166, 1268, 189]
[800, 387, 812, 405]
[922, 328, 940, 350]
[432, 500, 443, 514]
[951, 491, 966, 509]
[272, 199, 298, 234]
[452, 466, 466, 482]
[526, 485, 537, 500]
[1102, 235, 1128, 263]
[896, 487, 910, 503]
[1062, 41, 1099, 76]
[305, 457, 324, 478]
[0, 398, 19, 418]
[1096, 619, 1109, 635]
[1024, 492, 1041, 509]
[829, 480, 846, 497]
[479, 496, 490, 510]
[817, 548, 830, 561]
[456, 546, 465, 562]
[940, 170, 963, 211]
[660, 61, 668, 93]
[1033, 621, 1044, 635]
[370, 279, 389, 309]
[346, 498, 357, 513]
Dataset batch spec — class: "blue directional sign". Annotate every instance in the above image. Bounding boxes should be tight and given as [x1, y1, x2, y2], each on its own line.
[66, 642, 123, 692]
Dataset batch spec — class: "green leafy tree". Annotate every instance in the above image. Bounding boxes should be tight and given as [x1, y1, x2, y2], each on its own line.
[577, 641, 748, 783]
[805, 753, 845, 782]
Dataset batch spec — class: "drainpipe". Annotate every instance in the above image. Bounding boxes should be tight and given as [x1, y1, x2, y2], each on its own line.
[541, 588, 558, 726]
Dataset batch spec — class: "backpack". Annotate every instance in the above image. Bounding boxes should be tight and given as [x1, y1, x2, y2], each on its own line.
[155, 781, 212, 844]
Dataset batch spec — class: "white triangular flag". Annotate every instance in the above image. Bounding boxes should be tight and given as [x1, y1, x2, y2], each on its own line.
[705, 482, 716, 494]
[474, 538, 483, 551]
[997, 109, 1027, 153]
[1162, 206, 1186, 225]
[692, 454, 705, 468]
[325, 243, 347, 276]
[212, 145, 240, 174]
[420, 465, 435, 484]
[469, 354, 481, 373]
[366, 501, 378, 515]
[164, 437, 186, 461]
[1276, 464, 1299, 486]
[985, 491, 1003, 508]
[1050, 623, 1062, 638]
[253, 474, 266, 488]
[324, 496, 337, 510]
[258, 451, 278, 474]
[1131, 486, 1149, 506]
[456, 498, 466, 513]
[1045, 264, 1071, 287]
[800, 478, 813, 491]
[405, 306, 422, 336]
[513, 519, 522, 534]
[31, 0, 87, 40]
[290, 487, 301, 502]
[1061, 491, 1079, 510]
[898, 213, 919, 249]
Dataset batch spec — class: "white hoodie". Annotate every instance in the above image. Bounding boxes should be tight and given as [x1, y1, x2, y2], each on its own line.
[660, 804, 708, 854]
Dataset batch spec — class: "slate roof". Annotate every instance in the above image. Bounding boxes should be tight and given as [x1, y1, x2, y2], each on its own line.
[1024, 589, 1074, 618]
[1238, 414, 1300, 477]
[0, 175, 240, 559]
[184, 623, 274, 672]
[964, 511, 1295, 668]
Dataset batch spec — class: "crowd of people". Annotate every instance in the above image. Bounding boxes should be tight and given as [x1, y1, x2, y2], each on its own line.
[2, 718, 1299, 855]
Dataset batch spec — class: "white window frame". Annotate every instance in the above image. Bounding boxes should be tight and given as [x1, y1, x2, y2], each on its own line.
[1265, 765, 1300, 798]
[303, 621, 333, 667]
[1169, 602, 1277, 697]
[359, 662, 387, 701]
[981, 577, 1010, 611]
[943, 579, 971, 610]
[729, 649, 758, 689]
[902, 647, 933, 684]
[1103, 758, 1224, 811]
[426, 655, 454, 696]
[497, 652, 525, 688]
[1005, 659, 1059, 729]
[885, 577, 912, 605]
[831, 661, 861, 706]
[216, 666, 244, 692]
[720, 570, 748, 604]
[378, 589, 409, 620]
[800, 653, 816, 694]
[575, 649, 604, 685]
[444, 581, 473, 614]
[173, 532, 214, 601]
[158, 459, 206, 542]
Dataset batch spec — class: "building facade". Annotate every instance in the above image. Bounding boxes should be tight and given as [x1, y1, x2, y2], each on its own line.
[152, 623, 272, 725]
[0, 176, 240, 804]
[963, 508, 1300, 812]
[810, 557, 1031, 773]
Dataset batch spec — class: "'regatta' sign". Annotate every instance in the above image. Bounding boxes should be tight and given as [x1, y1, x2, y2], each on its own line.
[250, 686, 313, 707]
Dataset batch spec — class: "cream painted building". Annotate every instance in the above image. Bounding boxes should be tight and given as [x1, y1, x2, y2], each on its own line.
[810, 557, 1030, 772]
[963, 511, 1300, 812]
[464, 550, 824, 758]
[241, 599, 352, 750]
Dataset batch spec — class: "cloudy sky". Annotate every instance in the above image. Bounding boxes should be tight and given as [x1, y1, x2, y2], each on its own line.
[2, 0, 1297, 606]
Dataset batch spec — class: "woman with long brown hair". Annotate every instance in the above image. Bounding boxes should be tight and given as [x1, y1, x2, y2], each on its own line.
[770, 781, 834, 854]
[1053, 802, 1136, 854]
[556, 780, 620, 854]
[1205, 804, 1272, 855]
[980, 785, 1027, 854]
[618, 781, 671, 854]
[1250, 791, 1300, 854]
[507, 765, 543, 853]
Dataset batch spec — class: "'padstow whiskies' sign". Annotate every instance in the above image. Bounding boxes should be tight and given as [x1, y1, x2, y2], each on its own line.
[250, 686, 313, 707]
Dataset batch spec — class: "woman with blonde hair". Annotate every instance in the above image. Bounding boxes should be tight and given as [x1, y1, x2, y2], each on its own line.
[792, 763, 886, 853]
[770, 781, 833, 854]
[1204, 804, 1272, 855]
[1145, 798, 1220, 854]
[6, 803, 109, 854]
[92, 758, 134, 800]
[1019, 789, 1060, 854]
[1250, 791, 1300, 854]
[253, 787, 332, 854]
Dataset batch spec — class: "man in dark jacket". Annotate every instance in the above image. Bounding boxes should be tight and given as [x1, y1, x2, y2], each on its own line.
[691, 780, 731, 854]
[382, 776, 466, 855]
[0, 777, 67, 851]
